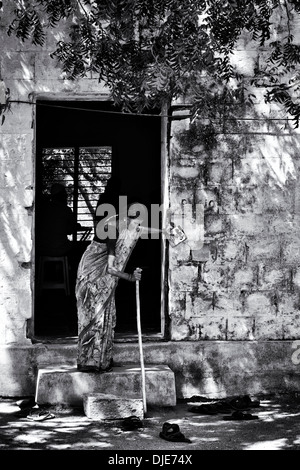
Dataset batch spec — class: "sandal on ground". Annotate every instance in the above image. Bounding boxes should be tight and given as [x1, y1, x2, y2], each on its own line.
[188, 404, 218, 415]
[228, 395, 260, 411]
[213, 402, 233, 414]
[159, 422, 191, 443]
[16, 397, 36, 409]
[223, 410, 259, 421]
[121, 416, 143, 431]
[26, 410, 55, 421]
[15, 403, 39, 417]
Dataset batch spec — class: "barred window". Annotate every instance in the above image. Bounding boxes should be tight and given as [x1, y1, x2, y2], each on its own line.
[41, 146, 112, 240]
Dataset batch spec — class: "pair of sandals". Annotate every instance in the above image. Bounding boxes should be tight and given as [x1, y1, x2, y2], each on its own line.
[121, 417, 192, 444]
[188, 395, 260, 417]
[188, 402, 232, 415]
[15, 397, 55, 421]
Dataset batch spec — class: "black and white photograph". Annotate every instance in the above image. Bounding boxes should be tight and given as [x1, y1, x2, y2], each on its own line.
[0, 0, 300, 459]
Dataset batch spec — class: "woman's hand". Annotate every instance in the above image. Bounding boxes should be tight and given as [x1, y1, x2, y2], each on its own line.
[107, 263, 142, 283]
[107, 254, 118, 276]
[132, 267, 142, 282]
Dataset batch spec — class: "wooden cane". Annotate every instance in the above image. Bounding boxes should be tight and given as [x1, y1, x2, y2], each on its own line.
[135, 278, 147, 414]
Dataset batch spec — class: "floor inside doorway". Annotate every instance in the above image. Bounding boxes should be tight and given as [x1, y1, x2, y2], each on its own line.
[34, 289, 162, 340]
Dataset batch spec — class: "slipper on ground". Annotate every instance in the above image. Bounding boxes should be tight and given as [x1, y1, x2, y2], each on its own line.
[26, 410, 55, 421]
[228, 395, 260, 410]
[188, 404, 218, 415]
[159, 422, 191, 443]
[16, 397, 36, 409]
[223, 410, 259, 421]
[121, 416, 143, 431]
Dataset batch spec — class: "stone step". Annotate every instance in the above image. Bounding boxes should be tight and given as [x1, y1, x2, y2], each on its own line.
[83, 393, 144, 420]
[35, 364, 177, 407]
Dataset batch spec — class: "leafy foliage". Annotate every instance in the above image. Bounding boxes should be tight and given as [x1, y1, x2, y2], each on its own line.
[4, 0, 300, 125]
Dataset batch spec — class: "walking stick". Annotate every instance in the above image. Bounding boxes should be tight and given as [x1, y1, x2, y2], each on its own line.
[135, 277, 147, 414]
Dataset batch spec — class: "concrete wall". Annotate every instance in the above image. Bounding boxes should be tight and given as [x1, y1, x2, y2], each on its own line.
[1, 4, 300, 399]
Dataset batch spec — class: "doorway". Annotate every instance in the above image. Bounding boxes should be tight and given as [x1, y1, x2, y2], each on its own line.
[34, 99, 162, 338]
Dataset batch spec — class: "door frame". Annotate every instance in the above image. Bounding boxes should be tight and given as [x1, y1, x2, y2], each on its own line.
[30, 93, 169, 340]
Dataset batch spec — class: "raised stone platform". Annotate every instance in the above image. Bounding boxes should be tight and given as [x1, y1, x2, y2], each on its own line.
[35, 364, 177, 407]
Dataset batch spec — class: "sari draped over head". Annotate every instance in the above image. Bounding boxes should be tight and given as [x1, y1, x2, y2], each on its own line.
[75, 220, 142, 371]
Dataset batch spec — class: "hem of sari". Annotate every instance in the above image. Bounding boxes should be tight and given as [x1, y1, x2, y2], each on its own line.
[77, 363, 113, 373]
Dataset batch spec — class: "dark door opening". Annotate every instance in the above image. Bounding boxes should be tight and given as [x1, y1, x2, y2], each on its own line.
[35, 100, 162, 338]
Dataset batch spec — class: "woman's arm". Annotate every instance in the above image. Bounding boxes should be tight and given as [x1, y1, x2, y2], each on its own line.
[107, 250, 142, 282]
[139, 225, 163, 237]
[107, 254, 132, 281]
[105, 222, 143, 281]
[107, 260, 142, 282]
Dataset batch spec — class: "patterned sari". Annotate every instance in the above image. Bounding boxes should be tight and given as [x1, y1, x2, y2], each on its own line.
[75, 220, 142, 371]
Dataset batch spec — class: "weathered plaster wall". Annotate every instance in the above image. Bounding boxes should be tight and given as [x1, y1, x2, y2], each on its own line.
[167, 7, 300, 343]
[0, 9, 110, 347]
[0, 13, 35, 346]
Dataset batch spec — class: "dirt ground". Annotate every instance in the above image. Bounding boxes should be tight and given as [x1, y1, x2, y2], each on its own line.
[0, 392, 300, 461]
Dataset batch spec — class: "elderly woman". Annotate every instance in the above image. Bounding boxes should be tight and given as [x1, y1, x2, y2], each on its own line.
[75, 188, 144, 372]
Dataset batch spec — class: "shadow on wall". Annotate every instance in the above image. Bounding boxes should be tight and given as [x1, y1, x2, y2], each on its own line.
[0, 132, 34, 393]
[112, 340, 300, 400]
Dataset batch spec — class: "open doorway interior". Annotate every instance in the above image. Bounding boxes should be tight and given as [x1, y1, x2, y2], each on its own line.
[34, 100, 162, 338]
